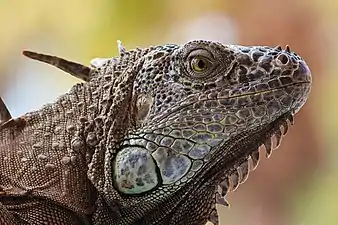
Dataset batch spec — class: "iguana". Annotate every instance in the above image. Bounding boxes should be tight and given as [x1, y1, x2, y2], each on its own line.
[0, 40, 312, 225]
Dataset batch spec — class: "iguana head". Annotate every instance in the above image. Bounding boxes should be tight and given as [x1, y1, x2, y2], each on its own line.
[113, 40, 311, 224]
[23, 40, 311, 225]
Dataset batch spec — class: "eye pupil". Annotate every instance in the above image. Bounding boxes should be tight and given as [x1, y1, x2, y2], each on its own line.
[191, 57, 209, 72]
[197, 59, 205, 69]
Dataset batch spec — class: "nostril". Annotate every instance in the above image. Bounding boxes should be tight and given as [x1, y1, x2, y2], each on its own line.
[277, 54, 289, 65]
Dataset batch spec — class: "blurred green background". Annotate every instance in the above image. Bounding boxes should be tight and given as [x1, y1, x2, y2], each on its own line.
[0, 0, 336, 224]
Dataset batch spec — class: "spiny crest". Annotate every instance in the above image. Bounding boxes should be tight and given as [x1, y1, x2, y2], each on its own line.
[22, 50, 92, 81]
[90, 40, 127, 68]
[207, 113, 294, 225]
[0, 97, 27, 131]
[214, 113, 294, 212]
[21, 40, 128, 81]
[117, 40, 127, 54]
[0, 97, 12, 126]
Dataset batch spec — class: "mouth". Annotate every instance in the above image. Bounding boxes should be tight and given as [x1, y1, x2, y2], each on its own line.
[227, 81, 310, 100]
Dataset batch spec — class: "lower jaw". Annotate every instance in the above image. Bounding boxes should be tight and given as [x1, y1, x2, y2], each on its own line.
[204, 112, 294, 199]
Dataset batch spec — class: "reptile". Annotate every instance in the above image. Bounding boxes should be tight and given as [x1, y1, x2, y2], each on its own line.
[0, 40, 312, 225]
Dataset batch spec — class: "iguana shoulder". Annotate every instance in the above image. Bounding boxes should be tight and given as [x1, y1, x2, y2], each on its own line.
[0, 41, 143, 224]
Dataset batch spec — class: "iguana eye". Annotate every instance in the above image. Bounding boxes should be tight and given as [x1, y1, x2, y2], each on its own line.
[190, 57, 210, 72]
[185, 49, 215, 78]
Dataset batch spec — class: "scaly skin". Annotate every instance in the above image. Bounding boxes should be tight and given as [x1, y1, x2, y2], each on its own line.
[0, 40, 311, 225]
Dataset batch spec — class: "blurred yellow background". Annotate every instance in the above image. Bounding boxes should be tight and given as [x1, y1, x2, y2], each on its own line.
[0, 0, 336, 224]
